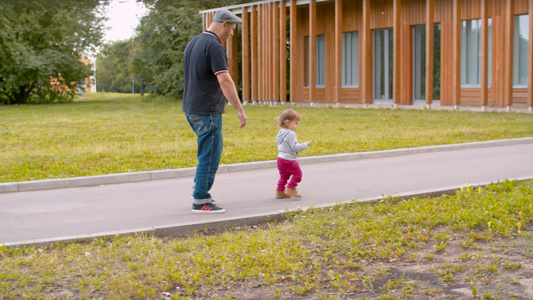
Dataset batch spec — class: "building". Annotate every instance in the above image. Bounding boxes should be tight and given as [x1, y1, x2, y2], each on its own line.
[50, 59, 93, 95]
[201, 0, 532, 110]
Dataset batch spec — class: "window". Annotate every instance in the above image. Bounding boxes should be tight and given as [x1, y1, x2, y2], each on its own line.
[513, 15, 529, 87]
[316, 35, 325, 87]
[305, 35, 326, 88]
[413, 25, 426, 101]
[461, 20, 481, 86]
[460, 19, 492, 87]
[342, 31, 359, 87]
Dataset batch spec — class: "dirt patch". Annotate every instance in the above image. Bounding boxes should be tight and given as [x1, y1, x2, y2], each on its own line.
[199, 227, 533, 299]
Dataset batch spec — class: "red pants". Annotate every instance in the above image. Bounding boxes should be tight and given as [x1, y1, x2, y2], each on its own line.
[277, 157, 302, 191]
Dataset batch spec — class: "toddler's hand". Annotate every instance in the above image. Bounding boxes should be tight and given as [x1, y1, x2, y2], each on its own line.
[306, 140, 316, 146]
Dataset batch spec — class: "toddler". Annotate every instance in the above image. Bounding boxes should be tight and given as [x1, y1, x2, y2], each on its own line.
[275, 109, 314, 198]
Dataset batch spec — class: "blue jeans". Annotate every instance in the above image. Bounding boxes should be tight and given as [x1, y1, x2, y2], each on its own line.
[186, 114, 223, 204]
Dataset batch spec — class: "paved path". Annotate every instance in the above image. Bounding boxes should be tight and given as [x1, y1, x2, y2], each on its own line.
[1, 138, 532, 247]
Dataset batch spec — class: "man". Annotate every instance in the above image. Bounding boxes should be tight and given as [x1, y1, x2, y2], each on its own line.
[182, 9, 247, 214]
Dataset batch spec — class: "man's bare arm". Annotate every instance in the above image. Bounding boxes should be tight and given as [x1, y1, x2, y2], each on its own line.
[217, 72, 247, 128]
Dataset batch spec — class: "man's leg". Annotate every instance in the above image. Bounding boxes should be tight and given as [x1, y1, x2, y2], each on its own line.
[186, 114, 224, 213]
[202, 115, 223, 195]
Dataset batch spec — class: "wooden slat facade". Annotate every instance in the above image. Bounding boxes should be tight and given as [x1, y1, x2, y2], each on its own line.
[201, 0, 533, 109]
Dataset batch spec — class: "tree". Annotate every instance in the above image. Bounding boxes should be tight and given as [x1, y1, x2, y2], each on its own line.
[96, 40, 138, 93]
[0, 0, 107, 104]
[133, 0, 248, 99]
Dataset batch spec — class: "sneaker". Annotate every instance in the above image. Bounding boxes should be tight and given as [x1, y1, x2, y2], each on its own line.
[192, 203, 226, 214]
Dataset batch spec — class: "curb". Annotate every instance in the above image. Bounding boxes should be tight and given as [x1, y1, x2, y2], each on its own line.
[4, 175, 532, 248]
[1, 137, 533, 194]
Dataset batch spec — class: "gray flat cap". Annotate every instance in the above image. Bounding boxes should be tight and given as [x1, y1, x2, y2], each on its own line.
[213, 9, 242, 24]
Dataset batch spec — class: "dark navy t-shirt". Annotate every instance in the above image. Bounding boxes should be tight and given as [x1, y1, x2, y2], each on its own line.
[182, 31, 229, 115]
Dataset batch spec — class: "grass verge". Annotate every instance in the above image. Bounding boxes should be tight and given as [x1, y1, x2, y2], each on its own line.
[1, 179, 532, 299]
[1, 93, 532, 182]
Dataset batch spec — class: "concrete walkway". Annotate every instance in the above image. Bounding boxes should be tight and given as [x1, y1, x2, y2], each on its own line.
[1, 138, 533, 247]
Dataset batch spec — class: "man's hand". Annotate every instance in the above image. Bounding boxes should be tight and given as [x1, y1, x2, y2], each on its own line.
[237, 109, 247, 128]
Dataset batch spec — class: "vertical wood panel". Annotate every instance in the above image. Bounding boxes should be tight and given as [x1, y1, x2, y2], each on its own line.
[401, 0, 413, 104]
[393, 0, 401, 104]
[231, 27, 239, 89]
[251, 6, 258, 101]
[290, 0, 298, 102]
[489, 1, 498, 106]
[504, 0, 514, 107]
[426, 0, 434, 105]
[258, 5, 263, 101]
[452, 0, 461, 106]
[227, 24, 234, 79]
[235, 26, 240, 86]
[480, 0, 488, 107]
[264, 4, 268, 101]
[309, 0, 317, 103]
[262, 4, 267, 101]
[280, 1, 287, 102]
[274, 2, 280, 101]
[266, 3, 270, 101]
[270, 3, 275, 101]
[298, 7, 306, 101]
[242, 7, 250, 102]
[335, 0, 342, 104]
[361, 0, 372, 103]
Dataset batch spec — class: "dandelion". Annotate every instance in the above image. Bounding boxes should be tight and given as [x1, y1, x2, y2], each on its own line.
[488, 221, 492, 228]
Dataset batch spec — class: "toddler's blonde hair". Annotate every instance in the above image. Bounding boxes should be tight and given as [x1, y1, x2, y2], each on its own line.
[278, 109, 301, 128]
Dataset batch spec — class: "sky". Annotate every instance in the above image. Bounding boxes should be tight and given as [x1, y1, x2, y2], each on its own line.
[103, 0, 149, 42]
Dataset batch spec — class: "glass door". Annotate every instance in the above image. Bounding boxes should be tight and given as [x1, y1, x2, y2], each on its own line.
[373, 29, 393, 102]
[413, 25, 426, 102]
[413, 24, 441, 102]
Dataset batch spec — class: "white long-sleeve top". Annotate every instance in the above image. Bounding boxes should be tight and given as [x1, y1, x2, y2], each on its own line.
[275, 128, 308, 161]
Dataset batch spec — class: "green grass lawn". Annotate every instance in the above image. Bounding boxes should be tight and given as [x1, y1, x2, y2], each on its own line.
[1, 93, 532, 183]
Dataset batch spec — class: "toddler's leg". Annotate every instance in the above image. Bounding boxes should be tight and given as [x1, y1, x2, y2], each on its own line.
[277, 157, 291, 191]
[286, 161, 302, 189]
[277, 172, 291, 191]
